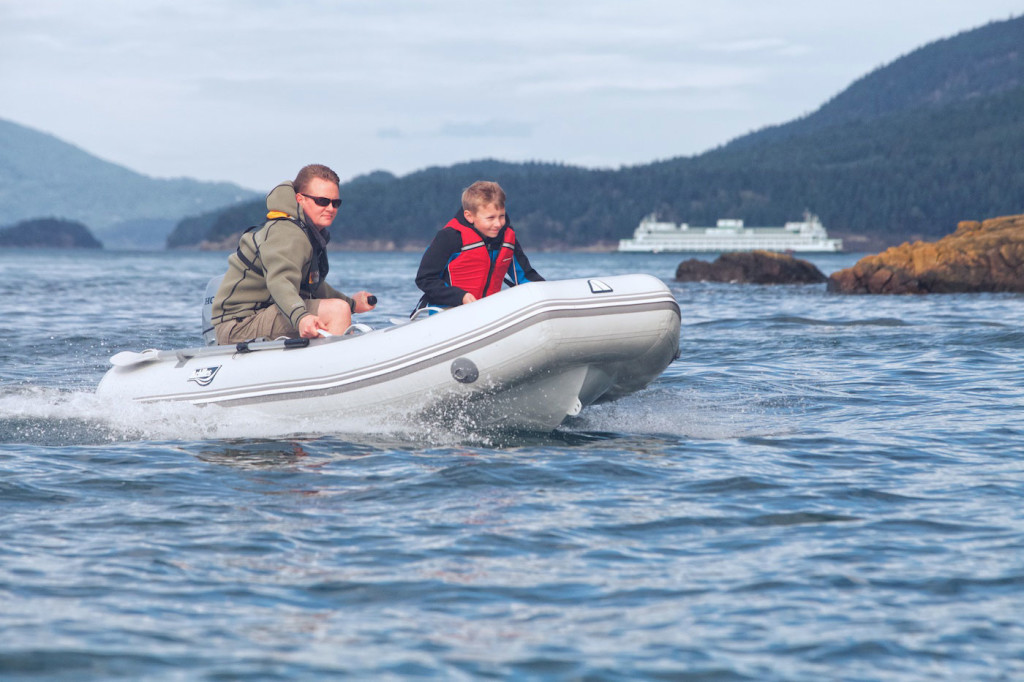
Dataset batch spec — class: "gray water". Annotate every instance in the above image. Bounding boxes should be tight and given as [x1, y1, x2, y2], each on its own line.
[1, 249, 1022, 680]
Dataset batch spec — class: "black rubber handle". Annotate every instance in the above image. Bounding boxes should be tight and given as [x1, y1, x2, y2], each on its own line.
[367, 295, 378, 306]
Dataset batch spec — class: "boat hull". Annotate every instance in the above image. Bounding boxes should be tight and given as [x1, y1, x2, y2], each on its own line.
[96, 275, 681, 432]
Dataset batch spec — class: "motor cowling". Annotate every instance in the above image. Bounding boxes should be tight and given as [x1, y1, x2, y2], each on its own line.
[201, 275, 222, 346]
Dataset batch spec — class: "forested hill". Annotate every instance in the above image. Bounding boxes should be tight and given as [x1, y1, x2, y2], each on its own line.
[168, 14, 1024, 251]
[730, 14, 1024, 147]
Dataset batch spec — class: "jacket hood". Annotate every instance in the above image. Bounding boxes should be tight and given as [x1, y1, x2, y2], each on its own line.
[266, 181, 306, 222]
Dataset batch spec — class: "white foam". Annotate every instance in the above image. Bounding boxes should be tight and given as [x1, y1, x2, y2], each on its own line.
[0, 381, 783, 446]
[563, 385, 793, 440]
[0, 385, 432, 444]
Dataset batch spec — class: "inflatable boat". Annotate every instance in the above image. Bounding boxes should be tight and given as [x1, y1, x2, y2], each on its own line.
[97, 274, 681, 433]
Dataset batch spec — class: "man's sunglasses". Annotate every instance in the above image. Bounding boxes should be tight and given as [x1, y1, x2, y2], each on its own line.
[301, 194, 342, 208]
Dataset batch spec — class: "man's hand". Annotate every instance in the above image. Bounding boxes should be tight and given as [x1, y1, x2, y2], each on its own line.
[462, 292, 477, 305]
[351, 291, 377, 313]
[298, 314, 322, 338]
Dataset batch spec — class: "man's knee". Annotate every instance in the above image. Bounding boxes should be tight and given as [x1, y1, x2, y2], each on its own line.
[317, 298, 351, 316]
[316, 298, 352, 322]
[316, 298, 353, 332]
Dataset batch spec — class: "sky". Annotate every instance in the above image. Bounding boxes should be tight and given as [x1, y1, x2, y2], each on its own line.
[2, 1, 1021, 191]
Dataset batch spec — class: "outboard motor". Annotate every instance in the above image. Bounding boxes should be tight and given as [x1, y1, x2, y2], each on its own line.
[201, 275, 222, 346]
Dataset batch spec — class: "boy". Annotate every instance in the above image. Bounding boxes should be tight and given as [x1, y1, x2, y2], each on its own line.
[413, 180, 544, 312]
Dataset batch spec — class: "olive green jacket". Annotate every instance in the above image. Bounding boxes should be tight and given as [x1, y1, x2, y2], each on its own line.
[211, 181, 351, 329]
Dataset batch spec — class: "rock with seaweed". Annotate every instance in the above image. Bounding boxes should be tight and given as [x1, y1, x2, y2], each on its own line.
[675, 250, 827, 284]
[828, 214, 1024, 294]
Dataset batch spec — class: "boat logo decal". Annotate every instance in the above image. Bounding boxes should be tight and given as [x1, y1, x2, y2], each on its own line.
[188, 365, 222, 386]
[588, 279, 613, 294]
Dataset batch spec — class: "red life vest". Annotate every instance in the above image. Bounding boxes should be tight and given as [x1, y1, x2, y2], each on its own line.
[445, 220, 517, 300]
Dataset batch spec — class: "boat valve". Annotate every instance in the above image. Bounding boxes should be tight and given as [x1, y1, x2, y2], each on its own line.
[450, 358, 479, 384]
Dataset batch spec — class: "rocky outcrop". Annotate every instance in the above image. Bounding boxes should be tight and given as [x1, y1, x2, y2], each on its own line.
[827, 214, 1024, 294]
[675, 250, 827, 284]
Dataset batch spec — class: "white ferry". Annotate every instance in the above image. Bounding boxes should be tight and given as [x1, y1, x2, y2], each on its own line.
[617, 213, 843, 253]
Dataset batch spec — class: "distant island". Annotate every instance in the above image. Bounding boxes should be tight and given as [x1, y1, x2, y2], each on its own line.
[0, 218, 103, 248]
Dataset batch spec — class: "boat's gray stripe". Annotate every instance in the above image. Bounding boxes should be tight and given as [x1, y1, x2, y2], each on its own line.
[137, 294, 680, 406]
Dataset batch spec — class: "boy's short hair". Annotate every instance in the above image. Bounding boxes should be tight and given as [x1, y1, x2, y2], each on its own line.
[294, 164, 341, 193]
[462, 181, 506, 213]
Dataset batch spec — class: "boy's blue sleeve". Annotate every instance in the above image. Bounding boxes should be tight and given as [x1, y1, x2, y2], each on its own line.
[510, 240, 544, 285]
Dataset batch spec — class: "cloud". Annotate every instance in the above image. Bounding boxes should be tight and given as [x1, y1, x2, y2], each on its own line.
[702, 37, 812, 57]
[437, 120, 534, 138]
[377, 120, 534, 140]
[2, 0, 1021, 189]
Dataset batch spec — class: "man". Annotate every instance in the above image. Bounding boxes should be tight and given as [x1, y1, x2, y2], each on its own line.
[211, 164, 374, 344]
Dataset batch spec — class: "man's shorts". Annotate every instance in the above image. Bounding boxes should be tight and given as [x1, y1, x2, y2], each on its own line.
[214, 300, 322, 345]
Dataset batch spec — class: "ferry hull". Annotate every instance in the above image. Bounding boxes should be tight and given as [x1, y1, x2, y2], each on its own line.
[618, 214, 843, 253]
[617, 242, 843, 253]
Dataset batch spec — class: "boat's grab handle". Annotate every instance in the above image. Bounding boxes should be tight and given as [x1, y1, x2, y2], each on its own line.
[410, 306, 444, 321]
[110, 336, 311, 367]
[236, 337, 309, 353]
[343, 323, 373, 336]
